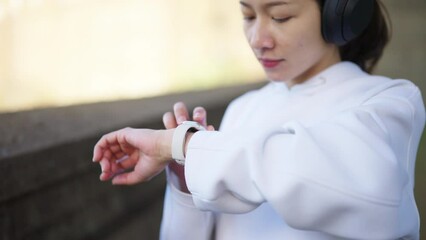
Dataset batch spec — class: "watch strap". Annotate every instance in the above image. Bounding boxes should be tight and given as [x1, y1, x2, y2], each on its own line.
[172, 121, 206, 165]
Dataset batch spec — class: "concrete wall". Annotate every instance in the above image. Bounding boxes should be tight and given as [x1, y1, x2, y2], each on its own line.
[0, 83, 262, 240]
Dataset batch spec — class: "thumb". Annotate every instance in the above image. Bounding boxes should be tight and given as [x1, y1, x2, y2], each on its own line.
[112, 171, 143, 185]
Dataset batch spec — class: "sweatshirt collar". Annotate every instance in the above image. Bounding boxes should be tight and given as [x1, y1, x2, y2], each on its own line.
[271, 61, 368, 94]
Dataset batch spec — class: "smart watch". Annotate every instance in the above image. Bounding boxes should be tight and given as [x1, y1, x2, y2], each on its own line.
[172, 121, 206, 165]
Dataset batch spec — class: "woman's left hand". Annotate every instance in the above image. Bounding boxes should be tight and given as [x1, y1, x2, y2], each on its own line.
[162, 102, 215, 130]
[92, 127, 174, 185]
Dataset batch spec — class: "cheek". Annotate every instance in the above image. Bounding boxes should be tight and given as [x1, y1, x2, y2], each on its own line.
[297, 39, 305, 49]
[285, 34, 311, 56]
[278, 26, 317, 52]
[293, 29, 325, 56]
[291, 17, 325, 52]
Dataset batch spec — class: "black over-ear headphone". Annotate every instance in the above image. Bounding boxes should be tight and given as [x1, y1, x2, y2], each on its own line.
[322, 0, 375, 46]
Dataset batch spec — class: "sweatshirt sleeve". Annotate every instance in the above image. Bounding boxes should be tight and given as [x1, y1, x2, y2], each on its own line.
[160, 169, 215, 240]
[184, 83, 425, 239]
[159, 90, 259, 239]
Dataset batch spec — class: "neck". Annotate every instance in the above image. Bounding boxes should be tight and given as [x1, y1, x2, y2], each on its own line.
[286, 47, 341, 88]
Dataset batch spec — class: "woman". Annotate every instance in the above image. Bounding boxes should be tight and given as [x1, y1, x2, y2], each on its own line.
[93, 0, 425, 239]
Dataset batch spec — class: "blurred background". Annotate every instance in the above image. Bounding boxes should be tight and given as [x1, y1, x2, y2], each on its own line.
[0, 0, 263, 113]
[0, 0, 425, 112]
[0, 0, 425, 239]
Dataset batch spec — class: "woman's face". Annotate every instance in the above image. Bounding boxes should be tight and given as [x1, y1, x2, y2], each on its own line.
[240, 0, 340, 87]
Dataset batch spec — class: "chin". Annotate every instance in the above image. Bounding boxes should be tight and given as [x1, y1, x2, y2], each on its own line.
[265, 73, 289, 82]
[264, 65, 300, 82]
[268, 78, 285, 82]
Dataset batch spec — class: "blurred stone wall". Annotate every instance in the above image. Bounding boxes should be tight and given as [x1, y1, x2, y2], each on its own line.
[0, 83, 262, 240]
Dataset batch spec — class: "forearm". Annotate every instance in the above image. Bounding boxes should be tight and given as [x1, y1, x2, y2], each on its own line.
[183, 115, 417, 238]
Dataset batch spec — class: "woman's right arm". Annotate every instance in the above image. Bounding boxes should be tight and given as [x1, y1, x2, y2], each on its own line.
[182, 81, 425, 239]
[160, 102, 216, 240]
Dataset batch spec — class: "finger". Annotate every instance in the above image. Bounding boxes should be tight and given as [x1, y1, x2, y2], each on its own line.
[112, 151, 127, 162]
[93, 145, 103, 162]
[94, 128, 140, 181]
[93, 131, 120, 162]
[100, 155, 130, 181]
[173, 102, 189, 124]
[207, 125, 215, 131]
[97, 149, 114, 175]
[93, 139, 109, 162]
[100, 128, 137, 155]
[98, 144, 129, 167]
[115, 155, 130, 164]
[105, 144, 126, 160]
[99, 159, 110, 173]
[163, 112, 178, 129]
[111, 171, 143, 185]
[113, 155, 130, 171]
[193, 106, 207, 127]
[115, 153, 138, 170]
[99, 159, 113, 181]
[100, 172, 111, 181]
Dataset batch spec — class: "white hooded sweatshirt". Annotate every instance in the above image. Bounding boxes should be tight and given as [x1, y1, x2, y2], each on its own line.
[160, 62, 425, 240]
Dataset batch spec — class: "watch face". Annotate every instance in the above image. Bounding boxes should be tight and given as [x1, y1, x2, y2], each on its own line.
[188, 128, 198, 133]
[182, 121, 206, 131]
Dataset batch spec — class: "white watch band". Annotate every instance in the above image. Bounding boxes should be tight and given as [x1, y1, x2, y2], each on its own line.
[172, 121, 206, 165]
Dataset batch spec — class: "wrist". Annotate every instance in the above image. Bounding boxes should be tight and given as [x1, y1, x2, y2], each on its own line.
[157, 129, 175, 163]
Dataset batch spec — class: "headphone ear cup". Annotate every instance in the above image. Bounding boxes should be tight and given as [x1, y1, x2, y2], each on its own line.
[322, 0, 374, 46]
[322, 0, 346, 45]
[342, 0, 374, 43]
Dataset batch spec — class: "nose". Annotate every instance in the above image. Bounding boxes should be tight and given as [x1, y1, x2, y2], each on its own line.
[248, 20, 274, 51]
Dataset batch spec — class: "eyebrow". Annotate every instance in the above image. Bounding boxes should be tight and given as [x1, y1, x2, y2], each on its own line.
[239, 1, 290, 10]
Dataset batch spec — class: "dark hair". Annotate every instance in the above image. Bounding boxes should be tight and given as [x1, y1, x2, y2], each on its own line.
[317, 0, 391, 73]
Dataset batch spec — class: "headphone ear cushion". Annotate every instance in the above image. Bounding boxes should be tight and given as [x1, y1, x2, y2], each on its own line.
[342, 0, 374, 43]
[322, 0, 346, 45]
[322, 0, 374, 46]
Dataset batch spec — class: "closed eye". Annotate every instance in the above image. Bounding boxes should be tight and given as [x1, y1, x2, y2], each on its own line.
[272, 17, 291, 23]
[243, 16, 255, 21]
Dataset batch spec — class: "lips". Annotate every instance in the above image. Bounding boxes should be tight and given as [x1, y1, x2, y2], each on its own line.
[259, 58, 283, 69]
